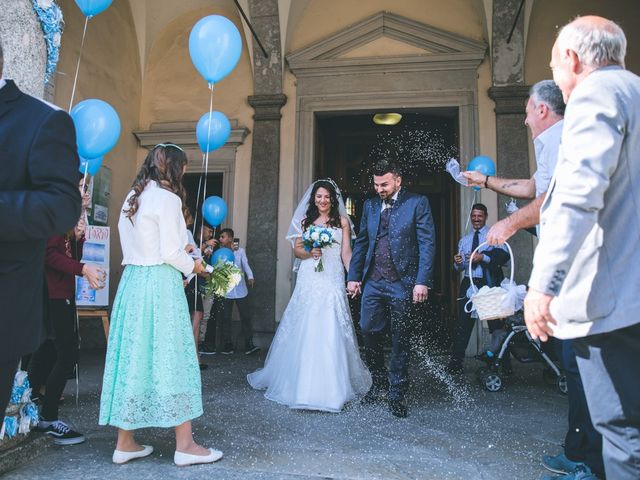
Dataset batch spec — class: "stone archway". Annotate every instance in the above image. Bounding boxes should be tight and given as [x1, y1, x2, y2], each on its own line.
[287, 11, 487, 237]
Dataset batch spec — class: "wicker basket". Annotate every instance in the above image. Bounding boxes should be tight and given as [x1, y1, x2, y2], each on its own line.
[466, 241, 515, 321]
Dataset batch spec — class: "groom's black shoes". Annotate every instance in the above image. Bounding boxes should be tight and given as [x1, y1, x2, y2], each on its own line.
[389, 399, 408, 418]
[361, 386, 386, 405]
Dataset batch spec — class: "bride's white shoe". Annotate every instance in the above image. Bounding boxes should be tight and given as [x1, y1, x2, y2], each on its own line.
[112, 445, 154, 464]
[174, 448, 223, 466]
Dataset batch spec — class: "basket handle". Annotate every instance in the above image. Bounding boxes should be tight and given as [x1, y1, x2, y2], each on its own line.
[467, 241, 514, 293]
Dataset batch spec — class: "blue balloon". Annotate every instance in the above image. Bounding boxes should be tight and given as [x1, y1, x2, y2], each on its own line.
[196, 111, 231, 153]
[71, 99, 121, 159]
[74, 0, 113, 17]
[79, 156, 103, 176]
[202, 196, 227, 227]
[189, 15, 242, 84]
[211, 247, 235, 265]
[467, 155, 496, 191]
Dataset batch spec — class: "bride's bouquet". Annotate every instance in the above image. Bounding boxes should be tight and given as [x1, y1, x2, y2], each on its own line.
[302, 225, 337, 272]
[202, 259, 243, 297]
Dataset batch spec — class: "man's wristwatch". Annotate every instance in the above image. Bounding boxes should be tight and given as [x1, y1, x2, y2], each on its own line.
[484, 175, 491, 188]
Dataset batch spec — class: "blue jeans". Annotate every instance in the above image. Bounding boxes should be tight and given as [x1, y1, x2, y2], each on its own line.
[360, 278, 412, 402]
[574, 323, 640, 479]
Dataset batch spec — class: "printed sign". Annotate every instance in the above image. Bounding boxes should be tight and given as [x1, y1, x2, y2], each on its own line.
[76, 225, 110, 307]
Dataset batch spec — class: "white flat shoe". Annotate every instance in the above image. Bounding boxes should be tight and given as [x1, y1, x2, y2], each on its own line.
[174, 448, 223, 466]
[112, 445, 154, 464]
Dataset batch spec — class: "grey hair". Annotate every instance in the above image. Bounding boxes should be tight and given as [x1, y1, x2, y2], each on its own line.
[557, 17, 626, 69]
[529, 80, 565, 117]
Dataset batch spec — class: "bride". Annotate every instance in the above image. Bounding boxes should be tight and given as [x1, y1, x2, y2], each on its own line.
[247, 179, 372, 412]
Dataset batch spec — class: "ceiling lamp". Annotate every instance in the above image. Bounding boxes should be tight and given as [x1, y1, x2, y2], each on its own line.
[373, 113, 402, 125]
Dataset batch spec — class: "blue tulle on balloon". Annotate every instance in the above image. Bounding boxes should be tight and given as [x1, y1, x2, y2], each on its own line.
[189, 15, 242, 84]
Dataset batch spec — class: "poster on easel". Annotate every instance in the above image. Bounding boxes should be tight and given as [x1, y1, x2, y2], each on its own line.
[76, 225, 110, 307]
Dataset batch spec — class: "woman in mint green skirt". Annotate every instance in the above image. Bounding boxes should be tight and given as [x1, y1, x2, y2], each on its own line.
[99, 144, 222, 466]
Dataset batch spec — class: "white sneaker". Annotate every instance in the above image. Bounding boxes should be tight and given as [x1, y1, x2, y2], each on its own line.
[174, 448, 223, 466]
[112, 445, 154, 464]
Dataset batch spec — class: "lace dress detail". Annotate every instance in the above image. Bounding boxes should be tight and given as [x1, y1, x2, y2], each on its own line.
[248, 227, 372, 412]
[99, 264, 203, 429]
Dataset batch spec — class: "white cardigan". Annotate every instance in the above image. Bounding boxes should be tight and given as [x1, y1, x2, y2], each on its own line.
[118, 180, 194, 277]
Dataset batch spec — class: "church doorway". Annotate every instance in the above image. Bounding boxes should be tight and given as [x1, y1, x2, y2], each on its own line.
[314, 110, 461, 351]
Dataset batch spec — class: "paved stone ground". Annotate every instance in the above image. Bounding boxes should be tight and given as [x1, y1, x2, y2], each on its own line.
[4, 349, 567, 479]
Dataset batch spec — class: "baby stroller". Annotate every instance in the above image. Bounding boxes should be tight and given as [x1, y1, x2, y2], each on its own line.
[476, 312, 567, 394]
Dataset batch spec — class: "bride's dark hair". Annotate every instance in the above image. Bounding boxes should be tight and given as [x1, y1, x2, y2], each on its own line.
[302, 180, 342, 231]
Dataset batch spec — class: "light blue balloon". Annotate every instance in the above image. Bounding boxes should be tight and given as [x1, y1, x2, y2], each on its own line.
[202, 196, 227, 227]
[196, 111, 231, 153]
[212, 247, 234, 264]
[71, 99, 121, 159]
[74, 0, 113, 17]
[189, 15, 242, 84]
[467, 155, 496, 191]
[79, 156, 103, 176]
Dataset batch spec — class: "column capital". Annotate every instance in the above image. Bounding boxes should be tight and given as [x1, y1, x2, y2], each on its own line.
[248, 94, 287, 120]
[488, 85, 531, 114]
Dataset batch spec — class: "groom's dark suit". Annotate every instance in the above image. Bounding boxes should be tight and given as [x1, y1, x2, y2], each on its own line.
[0, 79, 81, 414]
[348, 189, 435, 402]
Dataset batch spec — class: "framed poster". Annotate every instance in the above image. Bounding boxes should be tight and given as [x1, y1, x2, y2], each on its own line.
[76, 225, 110, 307]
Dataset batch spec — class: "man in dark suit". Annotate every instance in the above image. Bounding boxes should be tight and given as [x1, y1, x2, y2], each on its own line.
[0, 42, 81, 415]
[446, 203, 510, 374]
[347, 158, 435, 417]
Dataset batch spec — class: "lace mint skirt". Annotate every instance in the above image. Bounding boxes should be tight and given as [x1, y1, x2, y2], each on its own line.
[99, 264, 203, 429]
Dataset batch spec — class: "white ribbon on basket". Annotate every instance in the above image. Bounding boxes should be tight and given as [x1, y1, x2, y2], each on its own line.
[463, 241, 526, 317]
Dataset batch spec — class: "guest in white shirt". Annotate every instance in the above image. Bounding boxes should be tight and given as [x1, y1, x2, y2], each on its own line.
[217, 228, 259, 355]
[98, 143, 222, 467]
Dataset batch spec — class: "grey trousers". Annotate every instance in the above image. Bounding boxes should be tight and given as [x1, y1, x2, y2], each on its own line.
[573, 322, 640, 479]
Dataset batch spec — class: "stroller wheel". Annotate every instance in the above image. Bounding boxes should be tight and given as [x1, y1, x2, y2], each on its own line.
[557, 374, 568, 395]
[481, 372, 503, 392]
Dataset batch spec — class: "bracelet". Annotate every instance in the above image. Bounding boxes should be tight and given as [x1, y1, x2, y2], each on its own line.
[484, 175, 491, 188]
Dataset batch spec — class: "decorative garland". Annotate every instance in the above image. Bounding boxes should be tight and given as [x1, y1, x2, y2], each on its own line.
[32, 0, 64, 83]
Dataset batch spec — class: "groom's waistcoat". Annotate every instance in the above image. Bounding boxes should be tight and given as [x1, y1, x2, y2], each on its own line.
[370, 207, 400, 282]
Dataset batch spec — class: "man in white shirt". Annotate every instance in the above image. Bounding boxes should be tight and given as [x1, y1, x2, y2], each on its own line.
[217, 228, 258, 355]
[463, 80, 564, 241]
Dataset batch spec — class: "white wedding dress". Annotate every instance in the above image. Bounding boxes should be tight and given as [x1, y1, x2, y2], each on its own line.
[247, 227, 372, 412]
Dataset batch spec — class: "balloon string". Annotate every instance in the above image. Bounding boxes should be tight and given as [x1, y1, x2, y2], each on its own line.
[69, 16, 90, 112]
[192, 152, 206, 236]
[202, 83, 215, 233]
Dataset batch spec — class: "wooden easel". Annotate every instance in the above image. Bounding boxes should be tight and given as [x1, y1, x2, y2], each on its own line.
[77, 308, 110, 341]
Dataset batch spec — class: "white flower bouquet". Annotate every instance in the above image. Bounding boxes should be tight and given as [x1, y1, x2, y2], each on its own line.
[203, 259, 243, 297]
[301, 225, 337, 272]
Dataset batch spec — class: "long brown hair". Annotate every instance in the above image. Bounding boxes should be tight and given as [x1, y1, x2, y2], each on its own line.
[123, 144, 189, 222]
[301, 180, 342, 231]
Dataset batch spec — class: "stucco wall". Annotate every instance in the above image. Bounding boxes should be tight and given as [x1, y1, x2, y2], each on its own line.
[139, 6, 254, 247]
[54, 0, 141, 296]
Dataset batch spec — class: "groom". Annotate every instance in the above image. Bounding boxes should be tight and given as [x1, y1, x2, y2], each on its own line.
[348, 158, 435, 417]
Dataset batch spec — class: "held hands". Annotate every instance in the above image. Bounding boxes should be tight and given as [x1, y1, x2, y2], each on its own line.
[461, 170, 487, 187]
[310, 247, 322, 260]
[413, 285, 428, 303]
[82, 263, 105, 290]
[524, 288, 556, 342]
[347, 281, 361, 298]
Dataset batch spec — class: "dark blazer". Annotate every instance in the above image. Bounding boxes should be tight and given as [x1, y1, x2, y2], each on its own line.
[348, 189, 435, 288]
[0, 80, 81, 361]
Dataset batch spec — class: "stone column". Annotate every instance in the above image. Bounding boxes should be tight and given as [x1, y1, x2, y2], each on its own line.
[246, 0, 286, 345]
[0, 0, 47, 99]
[489, 0, 533, 284]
